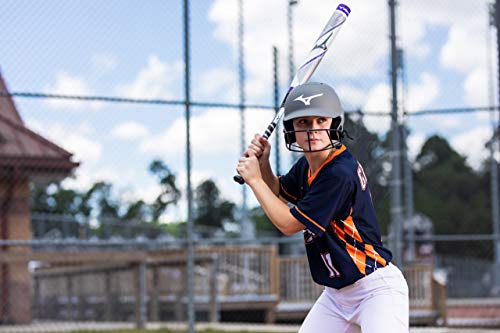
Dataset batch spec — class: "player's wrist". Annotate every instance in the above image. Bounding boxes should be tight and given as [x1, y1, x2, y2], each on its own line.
[247, 177, 266, 189]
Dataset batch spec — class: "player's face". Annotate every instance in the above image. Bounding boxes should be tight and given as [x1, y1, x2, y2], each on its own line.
[292, 116, 333, 152]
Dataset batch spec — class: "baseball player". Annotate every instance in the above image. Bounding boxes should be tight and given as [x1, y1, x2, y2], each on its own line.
[236, 82, 409, 332]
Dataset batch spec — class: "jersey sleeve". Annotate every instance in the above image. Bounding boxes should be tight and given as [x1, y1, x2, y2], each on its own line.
[290, 169, 354, 236]
[278, 162, 302, 205]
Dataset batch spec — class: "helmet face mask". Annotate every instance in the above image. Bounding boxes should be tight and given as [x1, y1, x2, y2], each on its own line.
[282, 82, 345, 153]
[284, 117, 344, 152]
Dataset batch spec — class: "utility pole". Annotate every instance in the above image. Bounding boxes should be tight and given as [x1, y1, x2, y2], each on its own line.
[491, 0, 500, 290]
[238, 0, 254, 240]
[273, 46, 281, 176]
[388, 0, 404, 267]
[288, 0, 301, 164]
[183, 0, 195, 332]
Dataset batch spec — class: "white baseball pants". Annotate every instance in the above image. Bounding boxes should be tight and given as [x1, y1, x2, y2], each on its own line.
[299, 263, 409, 333]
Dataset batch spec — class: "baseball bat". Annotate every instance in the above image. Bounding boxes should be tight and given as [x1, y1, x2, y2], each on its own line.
[234, 3, 351, 184]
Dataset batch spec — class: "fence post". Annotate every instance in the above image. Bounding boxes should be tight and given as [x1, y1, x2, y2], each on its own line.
[66, 274, 73, 320]
[105, 271, 112, 321]
[150, 266, 159, 322]
[209, 255, 219, 323]
[33, 276, 40, 319]
[134, 262, 147, 329]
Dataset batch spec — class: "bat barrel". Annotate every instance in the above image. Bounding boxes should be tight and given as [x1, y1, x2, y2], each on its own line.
[233, 3, 350, 185]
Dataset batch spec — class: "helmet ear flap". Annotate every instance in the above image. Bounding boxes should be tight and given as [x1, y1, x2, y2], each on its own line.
[330, 116, 344, 141]
[283, 120, 296, 145]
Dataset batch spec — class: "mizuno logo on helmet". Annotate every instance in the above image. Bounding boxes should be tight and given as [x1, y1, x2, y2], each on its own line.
[293, 93, 323, 106]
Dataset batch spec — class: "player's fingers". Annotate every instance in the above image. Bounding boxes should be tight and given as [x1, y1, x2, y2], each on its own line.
[259, 136, 270, 147]
[248, 145, 262, 157]
[250, 138, 264, 152]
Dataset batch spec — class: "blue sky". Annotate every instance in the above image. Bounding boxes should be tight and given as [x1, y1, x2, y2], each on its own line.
[0, 0, 496, 222]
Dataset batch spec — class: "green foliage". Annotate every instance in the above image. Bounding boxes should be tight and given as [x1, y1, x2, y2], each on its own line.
[149, 160, 181, 221]
[343, 113, 390, 233]
[193, 179, 235, 236]
[30, 159, 182, 239]
[251, 206, 281, 237]
[414, 135, 491, 236]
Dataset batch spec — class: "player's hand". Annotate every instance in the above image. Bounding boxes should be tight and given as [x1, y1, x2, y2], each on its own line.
[236, 155, 262, 186]
[244, 134, 271, 163]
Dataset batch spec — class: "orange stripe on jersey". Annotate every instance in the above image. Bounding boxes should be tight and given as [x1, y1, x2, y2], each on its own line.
[308, 145, 346, 186]
[346, 242, 367, 275]
[333, 223, 345, 238]
[279, 182, 298, 201]
[295, 207, 326, 232]
[332, 221, 367, 274]
[342, 215, 363, 243]
[365, 243, 387, 267]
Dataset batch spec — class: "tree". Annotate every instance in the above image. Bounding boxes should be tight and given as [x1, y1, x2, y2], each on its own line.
[193, 179, 235, 236]
[414, 135, 491, 235]
[344, 113, 390, 233]
[149, 159, 181, 221]
[30, 182, 83, 238]
[30, 159, 182, 239]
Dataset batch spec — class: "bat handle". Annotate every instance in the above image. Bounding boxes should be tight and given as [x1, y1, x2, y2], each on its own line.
[233, 174, 245, 184]
[233, 123, 275, 185]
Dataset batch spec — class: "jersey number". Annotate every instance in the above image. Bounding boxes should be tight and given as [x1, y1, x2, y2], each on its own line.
[320, 252, 341, 278]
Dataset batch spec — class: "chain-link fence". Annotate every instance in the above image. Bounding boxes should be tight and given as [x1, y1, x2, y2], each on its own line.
[1, 0, 500, 331]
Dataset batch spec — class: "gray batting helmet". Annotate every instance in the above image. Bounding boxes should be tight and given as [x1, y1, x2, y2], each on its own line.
[283, 82, 344, 152]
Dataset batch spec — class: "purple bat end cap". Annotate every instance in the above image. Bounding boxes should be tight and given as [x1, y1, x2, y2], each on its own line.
[337, 4, 351, 16]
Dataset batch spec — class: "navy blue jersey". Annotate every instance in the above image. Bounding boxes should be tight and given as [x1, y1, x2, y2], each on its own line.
[279, 145, 392, 289]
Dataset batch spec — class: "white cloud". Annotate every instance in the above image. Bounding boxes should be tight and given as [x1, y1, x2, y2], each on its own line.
[196, 67, 237, 101]
[43, 71, 102, 111]
[112, 122, 150, 141]
[362, 83, 391, 133]
[115, 55, 183, 99]
[406, 72, 440, 111]
[451, 126, 492, 170]
[336, 84, 366, 110]
[441, 25, 485, 74]
[64, 166, 120, 192]
[208, 0, 389, 103]
[407, 132, 426, 161]
[91, 52, 118, 72]
[24, 118, 121, 193]
[140, 108, 274, 157]
[26, 119, 102, 165]
[464, 67, 488, 112]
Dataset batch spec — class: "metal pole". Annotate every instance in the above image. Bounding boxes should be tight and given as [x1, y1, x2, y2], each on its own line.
[238, 0, 254, 240]
[183, 0, 195, 332]
[273, 46, 281, 175]
[288, 0, 300, 164]
[287, 0, 298, 84]
[403, 125, 415, 262]
[399, 47, 415, 263]
[389, 0, 404, 267]
[490, 1, 500, 286]
[496, 0, 500, 140]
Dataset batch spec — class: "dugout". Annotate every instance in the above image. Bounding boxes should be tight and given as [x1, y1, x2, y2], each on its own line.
[0, 72, 79, 324]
